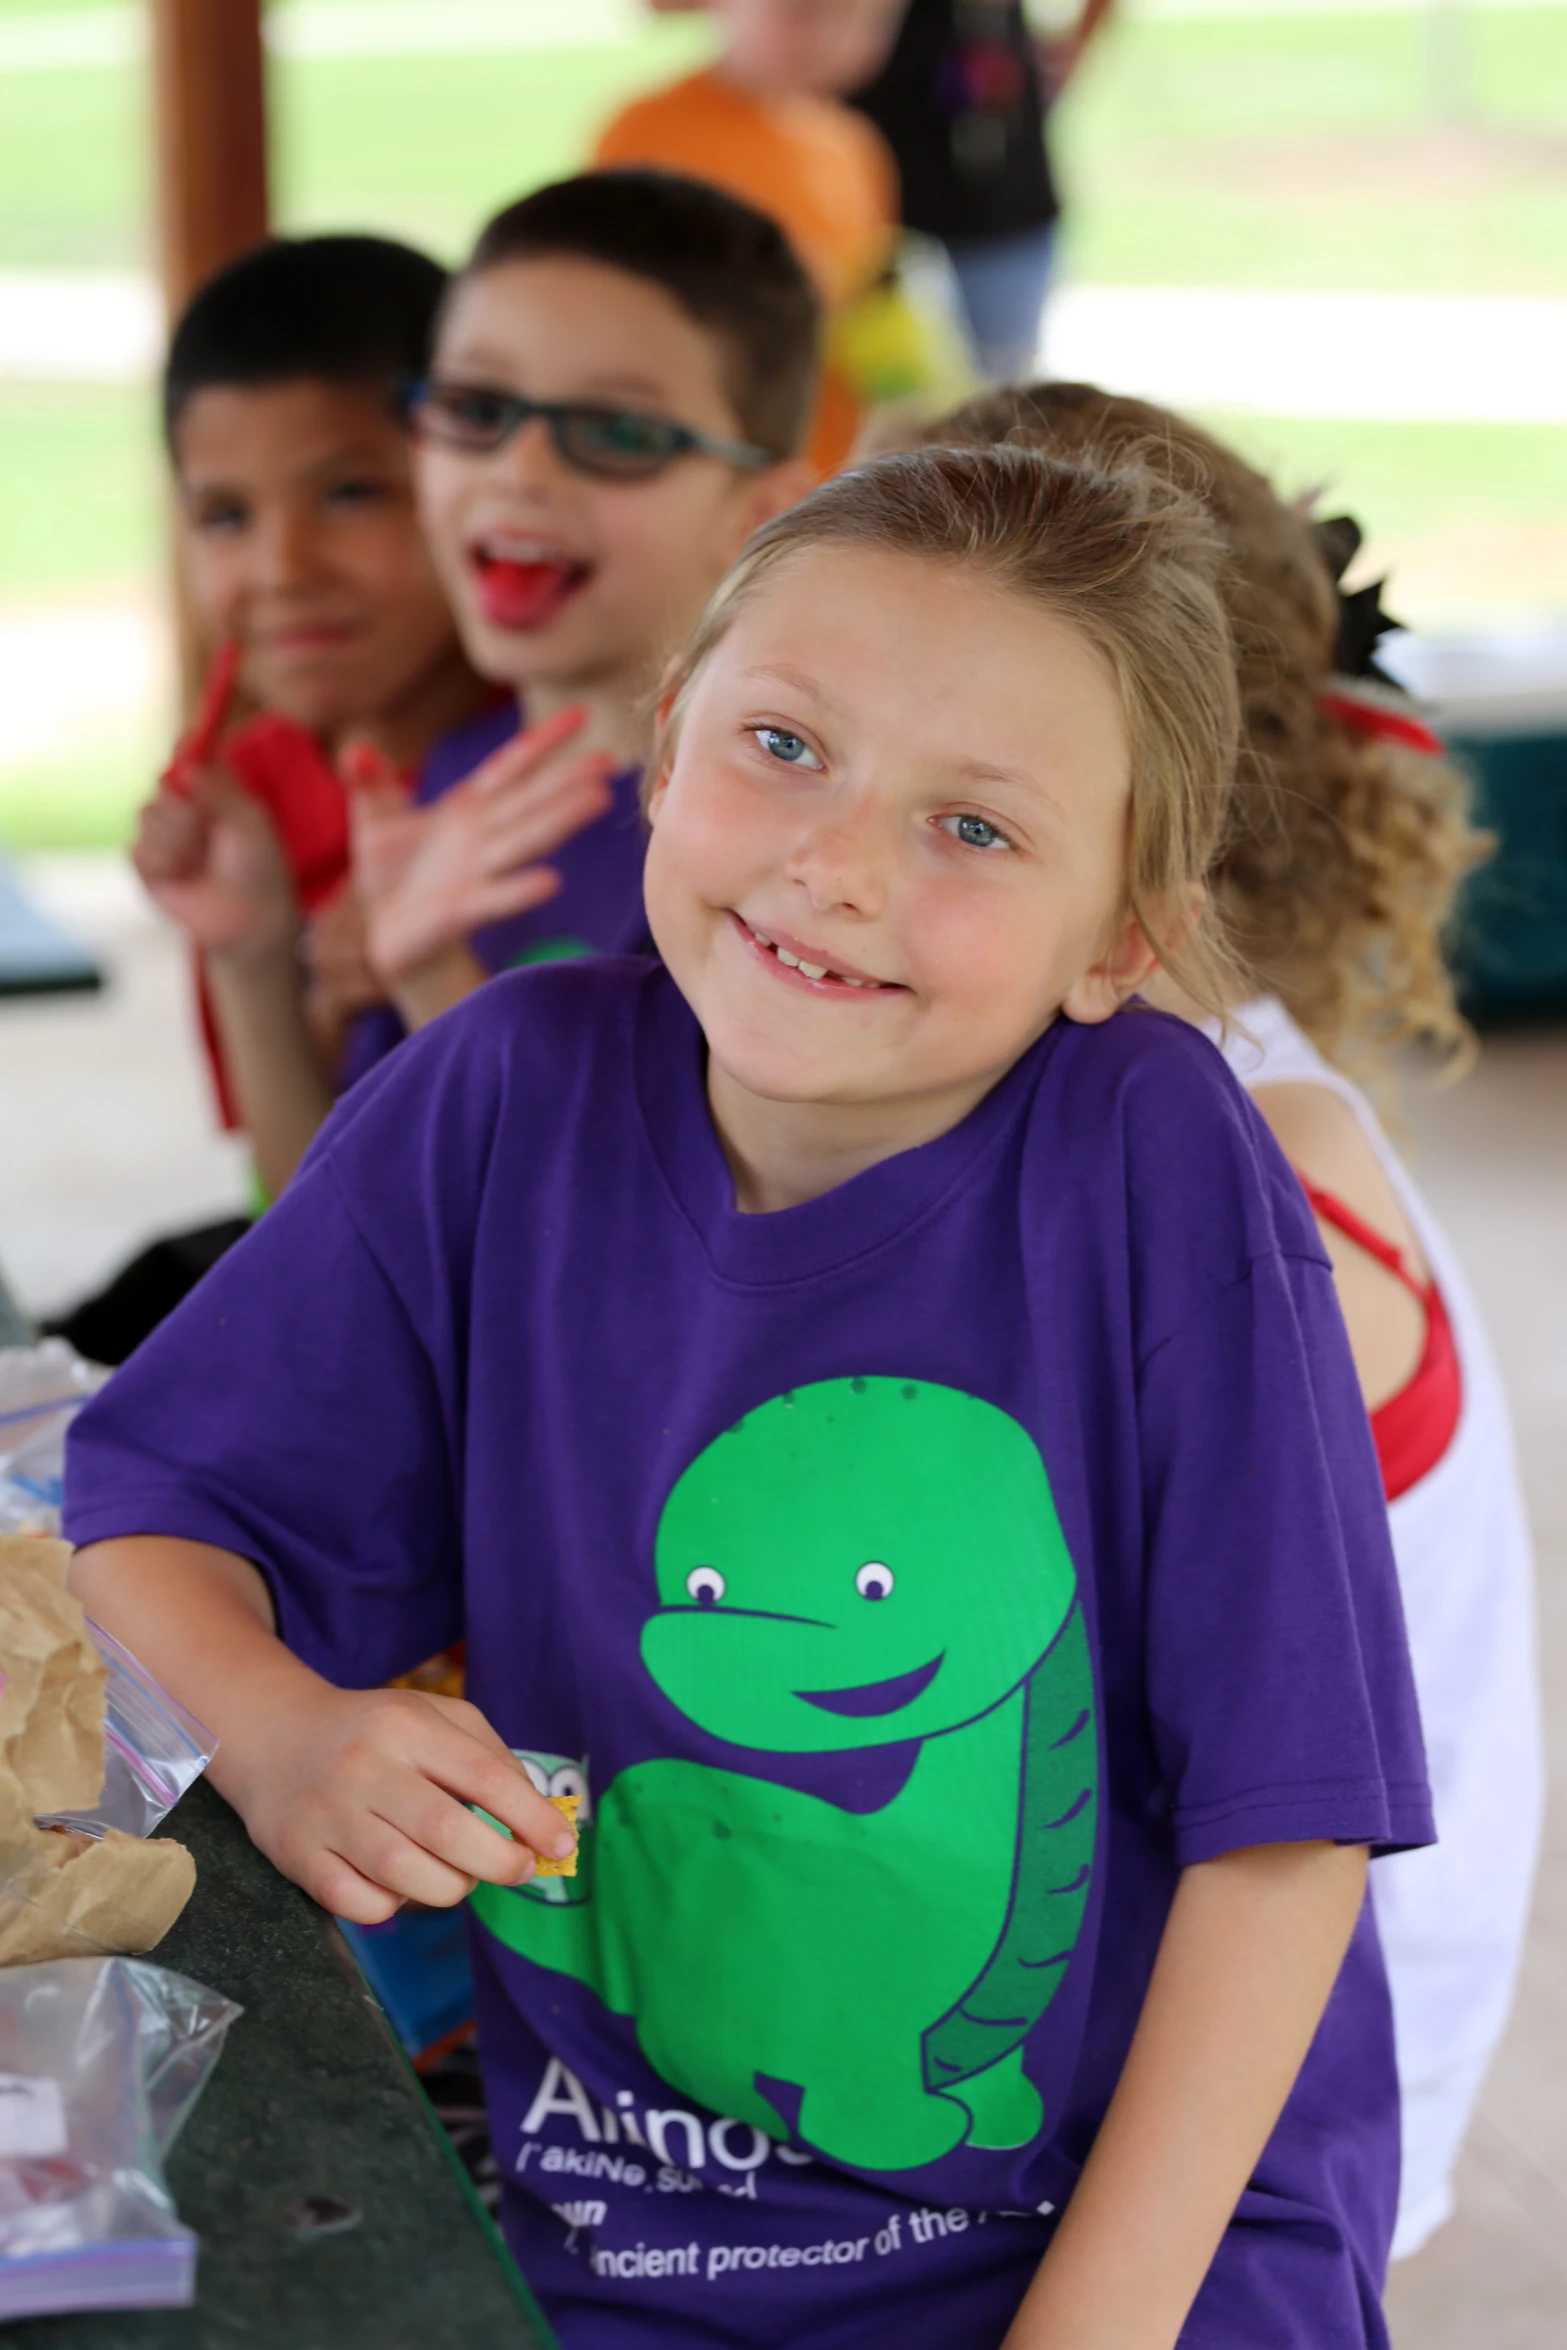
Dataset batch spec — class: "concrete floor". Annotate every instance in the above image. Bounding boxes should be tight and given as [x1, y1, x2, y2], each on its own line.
[1, 855, 1562, 2342]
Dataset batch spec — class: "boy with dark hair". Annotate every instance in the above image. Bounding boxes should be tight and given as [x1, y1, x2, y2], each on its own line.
[341, 167, 818, 1067]
[131, 233, 496, 1205]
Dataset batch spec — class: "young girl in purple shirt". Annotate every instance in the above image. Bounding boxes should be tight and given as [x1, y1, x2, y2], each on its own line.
[68, 444, 1429, 2350]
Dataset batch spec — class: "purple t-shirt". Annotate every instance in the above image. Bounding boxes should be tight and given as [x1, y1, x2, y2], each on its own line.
[341, 697, 648, 1088]
[67, 961, 1431, 2350]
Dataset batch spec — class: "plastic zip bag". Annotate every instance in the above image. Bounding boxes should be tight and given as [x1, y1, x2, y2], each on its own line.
[0, 1956, 240, 2318]
[0, 1341, 107, 1537]
[41, 1625, 215, 1843]
[0, 1547, 207, 1965]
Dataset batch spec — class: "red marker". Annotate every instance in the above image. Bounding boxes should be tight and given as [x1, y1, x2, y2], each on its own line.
[162, 637, 242, 797]
[337, 736, 398, 795]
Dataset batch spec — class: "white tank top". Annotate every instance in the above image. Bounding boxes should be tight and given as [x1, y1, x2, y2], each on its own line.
[1219, 997, 1543, 2249]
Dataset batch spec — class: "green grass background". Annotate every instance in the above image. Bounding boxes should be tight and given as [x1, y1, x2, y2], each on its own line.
[1, 1, 1564, 846]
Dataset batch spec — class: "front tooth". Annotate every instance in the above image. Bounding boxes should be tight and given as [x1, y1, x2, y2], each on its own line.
[840, 975, 865, 987]
[776, 948, 800, 969]
[798, 961, 828, 980]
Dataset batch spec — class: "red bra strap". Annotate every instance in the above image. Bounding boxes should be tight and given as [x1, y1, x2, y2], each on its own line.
[1296, 1176, 1428, 1299]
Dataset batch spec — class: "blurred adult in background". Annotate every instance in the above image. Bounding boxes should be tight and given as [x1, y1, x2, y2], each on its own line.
[849, 0, 1115, 381]
[623, 1, 907, 471]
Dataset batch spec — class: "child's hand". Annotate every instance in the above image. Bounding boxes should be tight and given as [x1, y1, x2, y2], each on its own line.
[133, 761, 299, 965]
[345, 707, 617, 989]
[303, 885, 385, 1027]
[241, 1681, 578, 1925]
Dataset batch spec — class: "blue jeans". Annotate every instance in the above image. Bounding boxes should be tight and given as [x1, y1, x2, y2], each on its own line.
[944, 223, 1058, 384]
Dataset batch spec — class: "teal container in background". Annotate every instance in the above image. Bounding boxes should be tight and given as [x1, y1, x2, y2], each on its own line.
[1385, 634, 1567, 1023]
[1449, 727, 1567, 1018]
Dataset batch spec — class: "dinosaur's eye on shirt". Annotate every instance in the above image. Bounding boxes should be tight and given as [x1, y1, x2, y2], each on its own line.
[549, 1765, 587, 1809]
[686, 1566, 726, 1606]
[855, 1561, 895, 1601]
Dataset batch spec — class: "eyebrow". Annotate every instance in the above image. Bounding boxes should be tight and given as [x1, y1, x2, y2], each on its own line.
[436, 352, 683, 408]
[183, 441, 398, 494]
[299, 441, 400, 476]
[740, 663, 844, 713]
[953, 756, 1055, 803]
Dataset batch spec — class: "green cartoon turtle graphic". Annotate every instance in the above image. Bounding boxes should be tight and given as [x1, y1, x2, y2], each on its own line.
[472, 1378, 1097, 2174]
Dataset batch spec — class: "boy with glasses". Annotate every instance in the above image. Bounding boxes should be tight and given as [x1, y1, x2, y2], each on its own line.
[341, 169, 819, 1078]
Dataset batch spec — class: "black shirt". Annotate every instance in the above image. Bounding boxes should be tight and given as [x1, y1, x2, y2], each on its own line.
[849, 0, 1059, 243]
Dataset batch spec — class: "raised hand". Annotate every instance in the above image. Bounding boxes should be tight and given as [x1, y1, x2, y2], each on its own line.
[345, 706, 618, 991]
[303, 884, 385, 1027]
[133, 758, 299, 966]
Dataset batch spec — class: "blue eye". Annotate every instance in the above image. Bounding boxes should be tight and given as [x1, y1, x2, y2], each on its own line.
[754, 727, 822, 771]
[943, 813, 1011, 851]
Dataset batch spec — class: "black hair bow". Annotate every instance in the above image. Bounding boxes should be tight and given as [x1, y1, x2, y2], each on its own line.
[1311, 514, 1405, 688]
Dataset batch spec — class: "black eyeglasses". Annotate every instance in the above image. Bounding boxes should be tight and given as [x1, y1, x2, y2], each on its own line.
[406, 380, 775, 480]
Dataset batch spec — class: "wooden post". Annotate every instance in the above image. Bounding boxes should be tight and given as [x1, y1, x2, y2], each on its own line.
[150, 0, 270, 323]
[148, 0, 270, 708]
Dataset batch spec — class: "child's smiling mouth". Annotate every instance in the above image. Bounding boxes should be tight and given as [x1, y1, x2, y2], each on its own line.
[470, 537, 594, 632]
[732, 912, 901, 995]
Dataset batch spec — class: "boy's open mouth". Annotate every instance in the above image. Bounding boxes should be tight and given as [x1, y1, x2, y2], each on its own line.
[734, 913, 899, 994]
[471, 543, 593, 632]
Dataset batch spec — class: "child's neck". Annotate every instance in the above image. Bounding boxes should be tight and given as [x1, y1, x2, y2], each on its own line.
[340, 646, 491, 774]
[707, 1060, 1012, 1215]
[521, 673, 647, 774]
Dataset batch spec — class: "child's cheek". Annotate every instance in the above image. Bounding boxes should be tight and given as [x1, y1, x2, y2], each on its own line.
[183, 555, 247, 655]
[913, 881, 1028, 1024]
[411, 451, 470, 591]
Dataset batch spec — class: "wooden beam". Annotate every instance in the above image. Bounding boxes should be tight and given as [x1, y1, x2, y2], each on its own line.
[149, 0, 271, 708]
[150, 0, 270, 323]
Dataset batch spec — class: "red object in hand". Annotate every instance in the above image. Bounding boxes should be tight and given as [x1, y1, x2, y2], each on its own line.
[337, 736, 400, 796]
[162, 637, 242, 797]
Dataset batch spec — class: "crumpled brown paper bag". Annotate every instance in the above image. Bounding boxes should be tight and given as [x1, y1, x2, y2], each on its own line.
[0, 1535, 196, 1962]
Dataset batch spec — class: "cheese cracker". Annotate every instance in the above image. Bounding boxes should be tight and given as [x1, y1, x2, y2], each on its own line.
[532, 1792, 580, 1878]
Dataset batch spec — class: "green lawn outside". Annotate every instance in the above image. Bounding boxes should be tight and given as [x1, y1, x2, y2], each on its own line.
[1058, 8, 1567, 294]
[0, 385, 162, 593]
[0, 725, 167, 852]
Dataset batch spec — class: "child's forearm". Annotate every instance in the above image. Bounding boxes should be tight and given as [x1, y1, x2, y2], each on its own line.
[69, 1534, 309, 1813]
[390, 943, 489, 1032]
[1003, 1841, 1369, 2350]
[69, 1535, 577, 1918]
[204, 943, 336, 1197]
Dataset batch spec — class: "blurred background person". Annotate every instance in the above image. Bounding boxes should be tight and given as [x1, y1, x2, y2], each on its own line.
[606, 0, 909, 470]
[849, 0, 1116, 382]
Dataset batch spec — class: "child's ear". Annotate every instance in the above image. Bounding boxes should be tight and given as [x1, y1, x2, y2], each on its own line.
[740, 457, 815, 538]
[645, 657, 686, 829]
[1062, 885, 1205, 1026]
[653, 653, 685, 737]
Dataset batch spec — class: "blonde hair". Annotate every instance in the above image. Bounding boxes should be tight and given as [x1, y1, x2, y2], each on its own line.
[655, 442, 1243, 1015]
[911, 384, 1485, 1079]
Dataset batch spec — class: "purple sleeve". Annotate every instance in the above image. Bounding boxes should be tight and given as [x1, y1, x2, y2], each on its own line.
[63, 1149, 464, 1689]
[1139, 1248, 1434, 1865]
